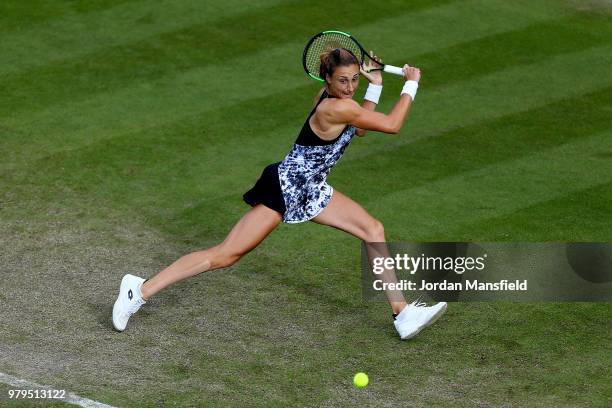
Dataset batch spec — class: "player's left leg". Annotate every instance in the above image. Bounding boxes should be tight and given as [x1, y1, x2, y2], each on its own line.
[141, 204, 282, 300]
[112, 204, 282, 332]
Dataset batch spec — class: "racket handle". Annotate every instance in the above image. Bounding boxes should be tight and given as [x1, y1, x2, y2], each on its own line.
[383, 65, 404, 76]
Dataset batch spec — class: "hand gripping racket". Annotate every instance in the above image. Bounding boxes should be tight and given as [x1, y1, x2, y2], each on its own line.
[302, 30, 404, 82]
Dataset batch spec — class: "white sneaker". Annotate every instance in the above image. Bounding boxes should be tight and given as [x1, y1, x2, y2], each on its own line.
[112, 274, 146, 332]
[394, 299, 447, 340]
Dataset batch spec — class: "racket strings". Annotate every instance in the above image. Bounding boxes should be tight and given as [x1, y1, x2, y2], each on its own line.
[304, 33, 362, 79]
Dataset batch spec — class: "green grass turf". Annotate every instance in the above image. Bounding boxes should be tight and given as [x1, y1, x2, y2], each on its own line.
[1, 0, 611, 406]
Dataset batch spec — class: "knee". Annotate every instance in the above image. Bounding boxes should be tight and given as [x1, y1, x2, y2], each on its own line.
[364, 219, 385, 242]
[212, 246, 242, 269]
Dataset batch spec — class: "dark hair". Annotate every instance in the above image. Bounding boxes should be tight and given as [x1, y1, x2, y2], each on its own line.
[319, 48, 359, 82]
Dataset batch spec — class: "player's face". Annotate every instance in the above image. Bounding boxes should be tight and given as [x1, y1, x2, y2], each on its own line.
[327, 64, 360, 99]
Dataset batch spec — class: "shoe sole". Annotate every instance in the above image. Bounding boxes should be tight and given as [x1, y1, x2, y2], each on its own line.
[425, 302, 447, 328]
[400, 303, 448, 340]
[112, 297, 126, 332]
[112, 276, 129, 332]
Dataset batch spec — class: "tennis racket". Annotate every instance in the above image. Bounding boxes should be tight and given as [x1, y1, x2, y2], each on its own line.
[302, 30, 404, 82]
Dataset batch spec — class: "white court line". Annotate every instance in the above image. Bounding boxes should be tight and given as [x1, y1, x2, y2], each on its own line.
[0, 372, 116, 408]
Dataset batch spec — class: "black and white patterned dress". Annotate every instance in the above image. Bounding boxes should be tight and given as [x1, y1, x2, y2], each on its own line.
[243, 90, 355, 223]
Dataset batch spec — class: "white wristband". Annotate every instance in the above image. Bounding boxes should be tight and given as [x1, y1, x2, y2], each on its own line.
[364, 83, 383, 104]
[401, 80, 418, 101]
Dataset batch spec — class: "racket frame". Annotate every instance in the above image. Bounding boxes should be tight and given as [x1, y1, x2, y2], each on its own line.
[302, 30, 403, 81]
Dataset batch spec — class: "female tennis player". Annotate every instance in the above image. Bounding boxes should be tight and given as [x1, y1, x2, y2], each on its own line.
[113, 48, 447, 340]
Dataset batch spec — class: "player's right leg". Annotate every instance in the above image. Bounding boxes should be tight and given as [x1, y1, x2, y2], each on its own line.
[312, 190, 447, 340]
[112, 204, 282, 331]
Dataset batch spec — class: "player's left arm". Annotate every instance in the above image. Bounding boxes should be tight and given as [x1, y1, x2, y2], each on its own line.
[356, 51, 383, 137]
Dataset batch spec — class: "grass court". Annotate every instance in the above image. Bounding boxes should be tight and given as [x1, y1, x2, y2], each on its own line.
[1, 0, 611, 406]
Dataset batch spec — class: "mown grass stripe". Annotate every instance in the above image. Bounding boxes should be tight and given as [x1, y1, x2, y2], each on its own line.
[442, 180, 612, 241]
[417, 12, 612, 89]
[367, 128, 612, 240]
[3, 85, 610, 253]
[0, 0, 548, 121]
[5, 25, 609, 178]
[1, 6, 593, 119]
[337, 86, 612, 198]
[42, 41, 612, 178]
[0, 0, 452, 77]
[0, 0, 454, 117]
[1, 0, 557, 121]
[0, 0, 131, 33]
[3, 50, 611, 222]
[0, 0, 286, 75]
[359, 0, 571, 56]
[401, 45, 612, 134]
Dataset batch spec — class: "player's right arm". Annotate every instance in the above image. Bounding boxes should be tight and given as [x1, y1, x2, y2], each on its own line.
[330, 65, 421, 135]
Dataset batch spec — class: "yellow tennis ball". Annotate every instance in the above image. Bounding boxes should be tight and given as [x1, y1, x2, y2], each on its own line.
[353, 372, 369, 388]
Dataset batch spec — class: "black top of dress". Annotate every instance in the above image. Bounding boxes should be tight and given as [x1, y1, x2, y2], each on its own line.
[295, 90, 348, 146]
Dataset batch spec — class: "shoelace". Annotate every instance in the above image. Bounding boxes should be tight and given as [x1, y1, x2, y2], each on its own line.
[410, 296, 428, 308]
[126, 297, 145, 316]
